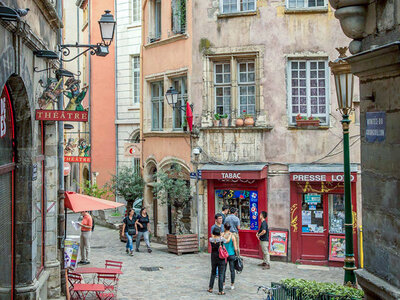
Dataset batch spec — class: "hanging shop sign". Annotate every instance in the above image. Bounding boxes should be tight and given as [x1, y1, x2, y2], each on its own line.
[124, 143, 141, 158]
[269, 230, 288, 257]
[35, 77, 89, 122]
[64, 132, 91, 163]
[366, 111, 385, 143]
[290, 173, 356, 182]
[328, 235, 346, 262]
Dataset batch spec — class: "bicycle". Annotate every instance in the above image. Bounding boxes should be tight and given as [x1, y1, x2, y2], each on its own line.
[257, 285, 279, 300]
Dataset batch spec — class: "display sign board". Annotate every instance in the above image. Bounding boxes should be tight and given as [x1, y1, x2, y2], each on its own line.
[329, 235, 346, 261]
[64, 156, 91, 163]
[366, 111, 385, 143]
[269, 230, 288, 257]
[124, 143, 141, 158]
[305, 193, 321, 204]
[249, 191, 259, 230]
[35, 110, 88, 122]
[64, 132, 90, 163]
[290, 173, 356, 182]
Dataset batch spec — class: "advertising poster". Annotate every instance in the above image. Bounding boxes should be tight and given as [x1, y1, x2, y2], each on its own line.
[64, 239, 80, 269]
[249, 191, 259, 230]
[269, 230, 288, 256]
[329, 235, 346, 261]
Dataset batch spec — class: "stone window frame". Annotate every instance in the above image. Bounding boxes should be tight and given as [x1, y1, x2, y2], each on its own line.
[203, 50, 264, 126]
[220, 0, 257, 14]
[132, 0, 142, 24]
[286, 58, 330, 126]
[285, 0, 328, 11]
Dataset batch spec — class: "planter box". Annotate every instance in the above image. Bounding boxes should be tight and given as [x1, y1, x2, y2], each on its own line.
[296, 119, 320, 127]
[167, 234, 199, 255]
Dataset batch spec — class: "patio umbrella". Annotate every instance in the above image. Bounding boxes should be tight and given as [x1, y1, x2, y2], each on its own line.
[64, 191, 124, 212]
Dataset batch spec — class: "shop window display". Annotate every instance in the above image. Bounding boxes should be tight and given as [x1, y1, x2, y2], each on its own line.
[301, 193, 324, 233]
[328, 194, 345, 234]
[215, 189, 259, 230]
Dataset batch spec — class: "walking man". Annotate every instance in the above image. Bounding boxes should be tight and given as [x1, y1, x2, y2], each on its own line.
[211, 213, 225, 234]
[78, 211, 92, 264]
[256, 211, 270, 269]
[224, 207, 241, 255]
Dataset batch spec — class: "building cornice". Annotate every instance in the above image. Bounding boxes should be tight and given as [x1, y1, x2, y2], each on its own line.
[33, 0, 63, 30]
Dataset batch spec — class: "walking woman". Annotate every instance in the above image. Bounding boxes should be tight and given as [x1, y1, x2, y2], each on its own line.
[208, 227, 226, 295]
[135, 207, 152, 253]
[222, 223, 238, 290]
[121, 208, 137, 256]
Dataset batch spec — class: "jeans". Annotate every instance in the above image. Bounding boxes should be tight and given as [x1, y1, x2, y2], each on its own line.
[223, 255, 236, 284]
[261, 241, 270, 264]
[209, 254, 226, 293]
[80, 231, 91, 262]
[136, 231, 151, 250]
[125, 233, 134, 251]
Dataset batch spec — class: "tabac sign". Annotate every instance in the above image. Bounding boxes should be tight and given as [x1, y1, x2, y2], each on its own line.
[124, 143, 141, 158]
[35, 77, 89, 122]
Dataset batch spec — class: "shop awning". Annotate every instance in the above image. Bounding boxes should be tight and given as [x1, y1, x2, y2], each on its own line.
[199, 163, 267, 180]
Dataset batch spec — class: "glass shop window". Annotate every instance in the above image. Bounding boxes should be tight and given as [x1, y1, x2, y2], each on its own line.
[301, 193, 324, 233]
[215, 189, 259, 230]
[328, 194, 345, 234]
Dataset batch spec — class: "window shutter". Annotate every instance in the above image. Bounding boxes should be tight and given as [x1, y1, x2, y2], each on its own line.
[172, 0, 181, 33]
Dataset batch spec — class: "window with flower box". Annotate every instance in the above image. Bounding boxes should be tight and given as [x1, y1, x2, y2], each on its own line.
[288, 60, 329, 126]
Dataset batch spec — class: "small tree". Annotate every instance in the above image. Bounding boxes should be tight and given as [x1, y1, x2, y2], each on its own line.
[78, 180, 111, 199]
[108, 166, 144, 211]
[152, 163, 191, 234]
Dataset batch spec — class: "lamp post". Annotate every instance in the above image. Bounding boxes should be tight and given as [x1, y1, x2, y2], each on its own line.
[165, 86, 179, 109]
[329, 47, 357, 286]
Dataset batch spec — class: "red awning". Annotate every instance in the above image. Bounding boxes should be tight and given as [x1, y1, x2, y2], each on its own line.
[64, 191, 124, 213]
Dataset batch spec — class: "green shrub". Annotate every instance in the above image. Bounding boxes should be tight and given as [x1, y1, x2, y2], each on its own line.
[280, 278, 364, 300]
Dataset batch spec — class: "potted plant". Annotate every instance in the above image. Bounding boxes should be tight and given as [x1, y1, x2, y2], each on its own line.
[108, 166, 144, 241]
[295, 114, 320, 127]
[153, 163, 198, 255]
[213, 113, 221, 127]
[220, 114, 229, 126]
[242, 110, 255, 127]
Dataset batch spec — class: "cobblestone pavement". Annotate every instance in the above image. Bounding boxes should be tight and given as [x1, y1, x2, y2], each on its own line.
[67, 214, 344, 300]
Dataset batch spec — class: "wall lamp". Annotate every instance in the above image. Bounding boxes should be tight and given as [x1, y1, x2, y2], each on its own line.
[0, 6, 29, 21]
[58, 10, 116, 62]
[165, 86, 192, 111]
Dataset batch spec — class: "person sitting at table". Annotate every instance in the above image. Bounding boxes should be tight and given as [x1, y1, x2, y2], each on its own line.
[135, 207, 152, 253]
[122, 208, 137, 256]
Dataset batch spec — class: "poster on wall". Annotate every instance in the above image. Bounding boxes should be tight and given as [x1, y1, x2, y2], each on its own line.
[268, 230, 288, 256]
[64, 131, 91, 163]
[35, 77, 89, 122]
[249, 191, 259, 230]
[329, 235, 346, 261]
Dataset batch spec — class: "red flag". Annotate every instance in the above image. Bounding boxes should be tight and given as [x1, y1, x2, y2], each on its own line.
[186, 102, 193, 132]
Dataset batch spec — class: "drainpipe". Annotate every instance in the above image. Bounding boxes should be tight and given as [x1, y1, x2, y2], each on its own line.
[140, 0, 148, 172]
[56, 0, 66, 294]
[114, 0, 119, 202]
[88, 0, 92, 180]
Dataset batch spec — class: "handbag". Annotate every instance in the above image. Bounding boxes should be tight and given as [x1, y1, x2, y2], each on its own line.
[234, 256, 244, 273]
[218, 242, 229, 261]
[127, 227, 136, 236]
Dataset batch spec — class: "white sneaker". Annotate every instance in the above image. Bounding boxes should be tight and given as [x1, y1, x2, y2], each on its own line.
[231, 285, 235, 290]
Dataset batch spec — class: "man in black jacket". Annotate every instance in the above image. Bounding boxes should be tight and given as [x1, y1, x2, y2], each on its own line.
[256, 211, 270, 269]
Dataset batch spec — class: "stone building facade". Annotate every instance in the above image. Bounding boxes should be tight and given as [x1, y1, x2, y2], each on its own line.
[191, 0, 362, 264]
[331, 0, 400, 298]
[0, 0, 62, 298]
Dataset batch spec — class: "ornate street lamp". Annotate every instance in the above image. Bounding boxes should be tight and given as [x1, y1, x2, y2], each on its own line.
[329, 47, 357, 286]
[165, 86, 179, 109]
[58, 10, 116, 62]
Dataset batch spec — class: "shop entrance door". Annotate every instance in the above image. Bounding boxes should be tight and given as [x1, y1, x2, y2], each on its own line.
[300, 193, 328, 261]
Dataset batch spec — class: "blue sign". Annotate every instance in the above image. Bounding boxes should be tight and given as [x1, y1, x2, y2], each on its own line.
[305, 194, 321, 204]
[190, 172, 197, 179]
[366, 111, 385, 142]
[249, 191, 259, 230]
[197, 170, 202, 179]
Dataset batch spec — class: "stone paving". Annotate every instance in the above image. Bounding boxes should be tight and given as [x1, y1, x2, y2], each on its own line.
[67, 214, 344, 300]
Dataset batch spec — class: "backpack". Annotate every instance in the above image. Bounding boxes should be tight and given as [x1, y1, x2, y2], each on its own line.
[234, 256, 244, 273]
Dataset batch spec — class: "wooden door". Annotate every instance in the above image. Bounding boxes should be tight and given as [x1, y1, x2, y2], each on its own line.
[300, 193, 328, 261]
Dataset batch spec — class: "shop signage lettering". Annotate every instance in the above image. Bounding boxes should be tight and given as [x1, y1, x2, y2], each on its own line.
[221, 172, 241, 179]
[64, 156, 91, 163]
[291, 173, 356, 182]
[35, 110, 88, 122]
[0, 96, 6, 137]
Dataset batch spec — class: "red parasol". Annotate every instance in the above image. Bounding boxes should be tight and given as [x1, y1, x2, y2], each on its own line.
[64, 191, 124, 212]
[186, 102, 193, 132]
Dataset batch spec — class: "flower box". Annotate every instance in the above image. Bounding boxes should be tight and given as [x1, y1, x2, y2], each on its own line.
[296, 119, 320, 127]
